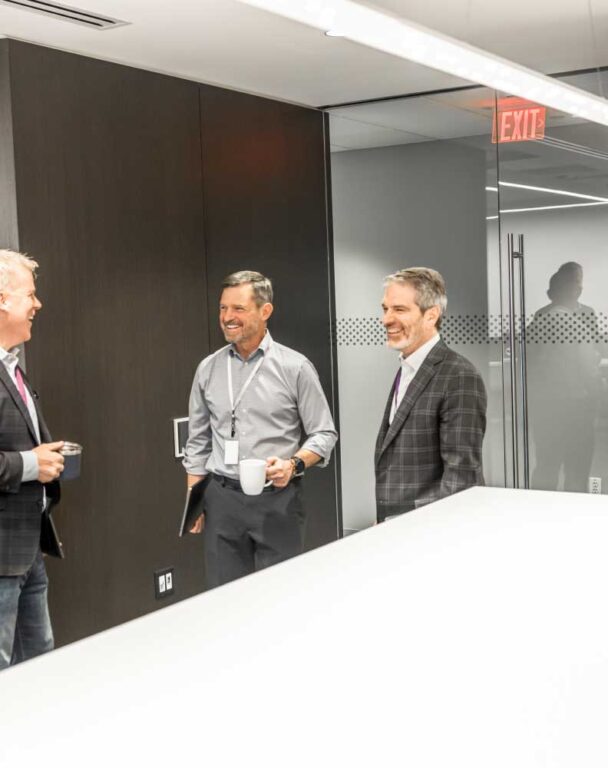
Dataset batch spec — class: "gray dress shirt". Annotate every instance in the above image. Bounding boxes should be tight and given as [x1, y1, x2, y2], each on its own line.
[183, 331, 337, 479]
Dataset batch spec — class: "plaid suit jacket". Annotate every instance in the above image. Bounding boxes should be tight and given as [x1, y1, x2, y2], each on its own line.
[375, 339, 486, 521]
[0, 363, 62, 575]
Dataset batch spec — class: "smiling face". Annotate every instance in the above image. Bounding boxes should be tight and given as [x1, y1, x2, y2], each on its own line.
[0, 265, 42, 350]
[219, 283, 273, 356]
[382, 280, 439, 355]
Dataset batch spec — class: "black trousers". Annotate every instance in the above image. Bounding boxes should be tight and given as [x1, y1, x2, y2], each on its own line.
[203, 476, 305, 588]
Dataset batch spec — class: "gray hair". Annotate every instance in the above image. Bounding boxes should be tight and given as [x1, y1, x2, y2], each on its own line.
[384, 267, 447, 330]
[221, 270, 273, 307]
[0, 249, 39, 292]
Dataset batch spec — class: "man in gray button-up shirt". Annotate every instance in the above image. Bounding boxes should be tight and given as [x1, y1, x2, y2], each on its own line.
[183, 270, 337, 587]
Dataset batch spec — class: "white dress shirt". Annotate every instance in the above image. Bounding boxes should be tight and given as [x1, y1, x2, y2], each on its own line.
[389, 334, 440, 425]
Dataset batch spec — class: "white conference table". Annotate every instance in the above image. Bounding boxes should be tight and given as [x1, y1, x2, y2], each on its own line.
[2, 486, 608, 767]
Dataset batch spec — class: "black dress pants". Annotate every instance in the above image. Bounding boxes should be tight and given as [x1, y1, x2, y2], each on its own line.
[203, 476, 305, 589]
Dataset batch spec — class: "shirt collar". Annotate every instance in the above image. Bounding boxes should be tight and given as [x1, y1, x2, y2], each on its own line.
[399, 333, 440, 374]
[0, 345, 20, 369]
[230, 329, 272, 361]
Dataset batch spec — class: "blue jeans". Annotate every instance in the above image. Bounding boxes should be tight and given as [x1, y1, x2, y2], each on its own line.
[0, 550, 54, 669]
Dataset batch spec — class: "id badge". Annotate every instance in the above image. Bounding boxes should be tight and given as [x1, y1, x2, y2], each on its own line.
[224, 439, 239, 465]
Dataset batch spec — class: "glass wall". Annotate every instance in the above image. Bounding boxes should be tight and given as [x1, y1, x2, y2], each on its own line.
[329, 73, 608, 532]
[329, 85, 504, 532]
[495, 72, 608, 493]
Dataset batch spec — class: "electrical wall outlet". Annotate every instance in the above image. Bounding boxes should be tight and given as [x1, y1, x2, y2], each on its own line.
[154, 567, 175, 599]
[589, 477, 602, 495]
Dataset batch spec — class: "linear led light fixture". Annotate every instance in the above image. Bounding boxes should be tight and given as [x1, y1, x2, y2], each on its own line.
[503, 201, 608, 213]
[487, 200, 608, 219]
[485, 182, 608, 202]
[237, 0, 608, 127]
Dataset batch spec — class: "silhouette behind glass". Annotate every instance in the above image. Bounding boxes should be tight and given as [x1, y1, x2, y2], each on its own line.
[527, 262, 600, 492]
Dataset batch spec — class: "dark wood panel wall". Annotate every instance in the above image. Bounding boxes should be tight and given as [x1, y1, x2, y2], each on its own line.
[199, 86, 340, 548]
[6, 40, 210, 645]
[0, 40, 339, 646]
[0, 42, 18, 249]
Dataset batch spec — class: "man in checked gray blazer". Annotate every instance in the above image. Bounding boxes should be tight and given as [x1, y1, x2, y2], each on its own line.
[375, 268, 486, 522]
[0, 249, 65, 669]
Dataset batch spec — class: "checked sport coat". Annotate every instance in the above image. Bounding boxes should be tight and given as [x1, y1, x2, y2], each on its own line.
[0, 363, 62, 576]
[375, 339, 487, 521]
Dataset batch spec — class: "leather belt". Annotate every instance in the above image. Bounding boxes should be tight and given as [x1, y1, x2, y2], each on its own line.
[212, 473, 301, 493]
[212, 473, 276, 493]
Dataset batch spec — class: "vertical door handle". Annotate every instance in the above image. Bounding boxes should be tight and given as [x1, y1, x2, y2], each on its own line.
[508, 233, 530, 489]
[507, 234, 519, 487]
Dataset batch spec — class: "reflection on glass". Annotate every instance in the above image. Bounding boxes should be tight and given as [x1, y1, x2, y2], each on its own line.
[329, 85, 506, 531]
[527, 263, 601, 492]
[497, 71, 608, 493]
[330, 70, 608, 525]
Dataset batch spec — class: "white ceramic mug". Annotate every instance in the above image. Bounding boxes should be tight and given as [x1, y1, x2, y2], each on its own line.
[239, 459, 273, 496]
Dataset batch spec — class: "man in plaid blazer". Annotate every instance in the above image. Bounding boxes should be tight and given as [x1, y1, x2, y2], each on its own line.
[0, 249, 65, 669]
[375, 268, 486, 522]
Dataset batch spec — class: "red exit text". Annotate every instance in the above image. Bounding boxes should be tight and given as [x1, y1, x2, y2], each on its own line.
[492, 105, 546, 143]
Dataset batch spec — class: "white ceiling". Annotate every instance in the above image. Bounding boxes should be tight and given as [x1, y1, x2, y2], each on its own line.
[367, 0, 608, 79]
[0, 0, 607, 108]
[328, 75, 608, 209]
[329, 81, 594, 151]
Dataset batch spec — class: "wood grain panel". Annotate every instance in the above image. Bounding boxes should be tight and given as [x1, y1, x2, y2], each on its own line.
[2, 40, 340, 647]
[0, 40, 19, 249]
[8, 41, 209, 645]
[199, 85, 340, 549]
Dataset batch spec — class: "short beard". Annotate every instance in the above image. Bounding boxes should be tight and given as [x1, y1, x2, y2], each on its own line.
[223, 328, 243, 344]
[386, 336, 410, 351]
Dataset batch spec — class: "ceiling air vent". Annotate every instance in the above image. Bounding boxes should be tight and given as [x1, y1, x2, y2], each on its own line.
[0, 0, 129, 30]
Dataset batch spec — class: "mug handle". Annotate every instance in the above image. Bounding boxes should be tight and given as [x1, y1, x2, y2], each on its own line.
[264, 479, 273, 487]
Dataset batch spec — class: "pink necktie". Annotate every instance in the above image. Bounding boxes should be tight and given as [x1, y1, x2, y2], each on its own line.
[15, 367, 28, 405]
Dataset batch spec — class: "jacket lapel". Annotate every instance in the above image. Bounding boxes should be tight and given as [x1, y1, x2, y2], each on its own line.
[0, 363, 39, 444]
[375, 372, 397, 457]
[20, 368, 51, 443]
[376, 340, 448, 463]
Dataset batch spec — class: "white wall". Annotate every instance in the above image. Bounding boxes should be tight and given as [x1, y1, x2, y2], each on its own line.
[333, 142, 608, 533]
[332, 139, 493, 532]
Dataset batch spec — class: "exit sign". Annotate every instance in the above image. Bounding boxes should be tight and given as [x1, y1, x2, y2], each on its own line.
[492, 102, 546, 143]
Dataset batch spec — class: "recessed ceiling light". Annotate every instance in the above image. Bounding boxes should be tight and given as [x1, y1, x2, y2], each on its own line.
[325, 30, 344, 37]
[238, 0, 608, 128]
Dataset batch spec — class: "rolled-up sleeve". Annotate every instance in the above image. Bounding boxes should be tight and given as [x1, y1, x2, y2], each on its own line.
[182, 363, 212, 475]
[296, 361, 338, 466]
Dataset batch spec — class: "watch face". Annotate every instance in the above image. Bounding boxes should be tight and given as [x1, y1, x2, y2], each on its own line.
[292, 457, 305, 475]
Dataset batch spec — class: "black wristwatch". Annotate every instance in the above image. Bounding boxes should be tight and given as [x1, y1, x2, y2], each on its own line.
[290, 455, 305, 478]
